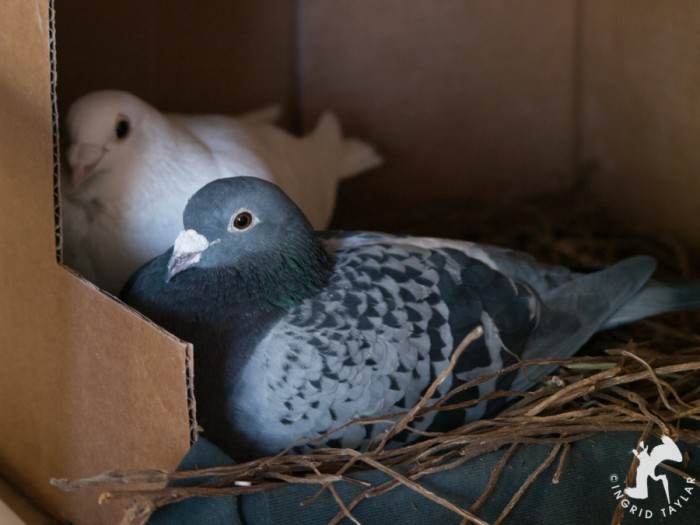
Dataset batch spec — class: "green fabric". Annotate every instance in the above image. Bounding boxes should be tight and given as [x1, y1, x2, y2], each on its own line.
[150, 433, 699, 524]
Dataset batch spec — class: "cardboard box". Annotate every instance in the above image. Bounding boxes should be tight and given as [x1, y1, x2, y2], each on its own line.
[1, 1, 699, 523]
[0, 476, 56, 524]
[0, 3, 194, 523]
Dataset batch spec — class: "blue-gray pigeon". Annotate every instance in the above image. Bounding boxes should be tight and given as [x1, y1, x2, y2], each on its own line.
[121, 177, 700, 460]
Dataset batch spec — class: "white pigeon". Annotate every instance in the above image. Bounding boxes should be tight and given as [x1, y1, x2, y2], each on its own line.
[60, 90, 382, 294]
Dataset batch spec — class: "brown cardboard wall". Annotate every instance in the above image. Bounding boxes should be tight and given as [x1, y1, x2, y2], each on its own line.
[0, 2, 193, 524]
[55, 1, 298, 127]
[299, 0, 578, 223]
[581, 1, 700, 251]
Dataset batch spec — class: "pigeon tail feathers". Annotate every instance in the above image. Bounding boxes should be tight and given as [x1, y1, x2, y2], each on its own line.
[510, 255, 657, 392]
[602, 278, 700, 329]
[311, 112, 383, 181]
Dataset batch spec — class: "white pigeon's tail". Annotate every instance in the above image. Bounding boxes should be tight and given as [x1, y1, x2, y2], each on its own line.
[238, 104, 282, 125]
[312, 112, 383, 180]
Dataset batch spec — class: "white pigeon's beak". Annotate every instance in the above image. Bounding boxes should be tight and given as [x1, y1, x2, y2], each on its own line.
[67, 143, 105, 190]
[166, 229, 212, 282]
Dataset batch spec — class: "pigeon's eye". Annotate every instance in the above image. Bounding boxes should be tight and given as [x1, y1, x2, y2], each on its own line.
[230, 211, 254, 231]
[115, 117, 130, 140]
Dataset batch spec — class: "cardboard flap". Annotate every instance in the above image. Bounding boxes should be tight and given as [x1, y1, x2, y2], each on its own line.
[0, 2, 193, 523]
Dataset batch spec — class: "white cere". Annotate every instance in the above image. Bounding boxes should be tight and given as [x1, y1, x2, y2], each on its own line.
[173, 229, 210, 256]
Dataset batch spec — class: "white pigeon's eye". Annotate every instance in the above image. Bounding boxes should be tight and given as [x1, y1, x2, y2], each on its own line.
[228, 210, 255, 232]
[115, 116, 130, 140]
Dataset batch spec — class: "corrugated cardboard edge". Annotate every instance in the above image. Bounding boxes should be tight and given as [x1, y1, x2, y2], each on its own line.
[50, 0, 199, 441]
[0, 2, 197, 523]
[50, 0, 62, 267]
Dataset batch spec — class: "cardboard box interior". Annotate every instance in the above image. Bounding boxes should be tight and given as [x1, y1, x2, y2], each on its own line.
[0, 476, 55, 525]
[1, 1, 699, 523]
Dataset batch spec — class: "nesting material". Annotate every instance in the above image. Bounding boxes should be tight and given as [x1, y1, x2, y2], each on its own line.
[52, 193, 700, 525]
[53, 341, 700, 525]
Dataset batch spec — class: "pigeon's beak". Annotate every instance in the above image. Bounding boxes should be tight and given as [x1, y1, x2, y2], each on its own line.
[166, 229, 211, 282]
[67, 143, 105, 190]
